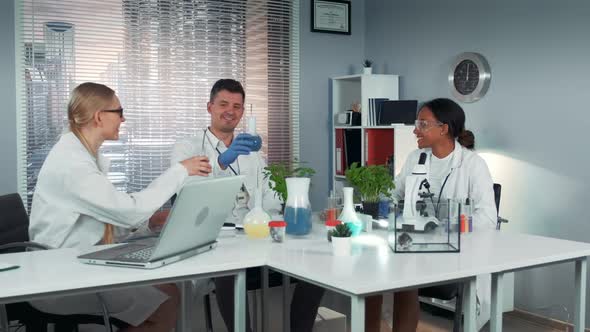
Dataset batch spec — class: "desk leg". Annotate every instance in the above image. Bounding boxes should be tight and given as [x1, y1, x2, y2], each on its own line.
[351, 295, 365, 332]
[262, 266, 270, 332]
[490, 273, 504, 332]
[234, 270, 247, 332]
[283, 274, 291, 332]
[176, 280, 192, 332]
[0, 304, 8, 332]
[463, 277, 477, 332]
[574, 258, 587, 332]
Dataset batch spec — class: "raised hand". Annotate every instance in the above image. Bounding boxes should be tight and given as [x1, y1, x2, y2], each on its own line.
[218, 133, 258, 168]
[181, 155, 212, 176]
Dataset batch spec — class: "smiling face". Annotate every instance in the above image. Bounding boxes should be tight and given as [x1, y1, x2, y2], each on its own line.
[98, 95, 125, 141]
[207, 89, 244, 134]
[413, 107, 448, 149]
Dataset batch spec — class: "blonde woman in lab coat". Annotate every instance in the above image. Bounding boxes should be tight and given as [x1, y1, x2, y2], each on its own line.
[374, 98, 496, 332]
[28, 82, 212, 331]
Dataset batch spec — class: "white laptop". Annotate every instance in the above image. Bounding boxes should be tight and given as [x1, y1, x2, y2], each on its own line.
[78, 175, 244, 269]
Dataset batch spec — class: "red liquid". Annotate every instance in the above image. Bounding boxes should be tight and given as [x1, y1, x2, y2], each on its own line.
[326, 208, 337, 221]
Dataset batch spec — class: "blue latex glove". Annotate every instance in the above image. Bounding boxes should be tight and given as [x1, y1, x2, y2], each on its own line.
[218, 133, 255, 168]
[250, 135, 262, 152]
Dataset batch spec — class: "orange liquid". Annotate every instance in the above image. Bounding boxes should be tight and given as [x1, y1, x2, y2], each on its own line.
[326, 208, 337, 221]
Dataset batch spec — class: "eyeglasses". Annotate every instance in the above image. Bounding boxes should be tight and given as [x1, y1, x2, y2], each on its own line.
[414, 119, 442, 131]
[102, 108, 124, 118]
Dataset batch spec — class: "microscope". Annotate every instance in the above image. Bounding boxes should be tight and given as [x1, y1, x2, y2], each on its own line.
[397, 152, 439, 232]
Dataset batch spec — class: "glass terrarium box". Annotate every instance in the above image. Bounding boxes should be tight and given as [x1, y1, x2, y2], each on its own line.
[388, 198, 461, 253]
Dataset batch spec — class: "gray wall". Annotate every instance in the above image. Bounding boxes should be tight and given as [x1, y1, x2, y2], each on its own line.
[365, 0, 590, 324]
[300, 0, 365, 209]
[0, 0, 17, 195]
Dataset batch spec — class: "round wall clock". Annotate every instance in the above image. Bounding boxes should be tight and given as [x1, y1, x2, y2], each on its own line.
[448, 52, 491, 103]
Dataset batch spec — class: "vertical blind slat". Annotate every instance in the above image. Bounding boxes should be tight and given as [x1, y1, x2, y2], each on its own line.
[17, 0, 299, 209]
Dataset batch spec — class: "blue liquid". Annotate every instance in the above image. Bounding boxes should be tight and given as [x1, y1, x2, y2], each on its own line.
[284, 207, 312, 235]
[378, 200, 389, 218]
[345, 221, 362, 236]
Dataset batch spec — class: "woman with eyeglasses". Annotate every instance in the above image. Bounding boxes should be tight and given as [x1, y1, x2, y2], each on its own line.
[366, 98, 496, 332]
[28, 82, 211, 331]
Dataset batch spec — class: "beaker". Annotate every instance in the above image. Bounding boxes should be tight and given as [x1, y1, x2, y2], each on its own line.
[325, 190, 338, 222]
[284, 177, 312, 235]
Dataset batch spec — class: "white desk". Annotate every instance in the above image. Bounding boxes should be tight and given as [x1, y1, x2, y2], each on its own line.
[2, 230, 589, 332]
[264, 230, 590, 332]
[0, 242, 268, 332]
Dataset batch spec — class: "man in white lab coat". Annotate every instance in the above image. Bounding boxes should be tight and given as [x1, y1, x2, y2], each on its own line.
[171, 79, 280, 223]
[171, 79, 325, 332]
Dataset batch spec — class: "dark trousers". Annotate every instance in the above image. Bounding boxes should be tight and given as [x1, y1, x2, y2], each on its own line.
[214, 271, 325, 332]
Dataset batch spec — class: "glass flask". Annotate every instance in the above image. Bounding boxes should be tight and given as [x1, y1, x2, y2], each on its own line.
[284, 177, 312, 235]
[338, 187, 363, 236]
[243, 187, 271, 239]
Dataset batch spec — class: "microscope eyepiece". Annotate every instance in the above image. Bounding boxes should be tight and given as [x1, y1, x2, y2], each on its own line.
[418, 152, 427, 165]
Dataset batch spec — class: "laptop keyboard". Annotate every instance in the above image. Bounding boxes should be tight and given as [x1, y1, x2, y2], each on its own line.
[118, 246, 154, 262]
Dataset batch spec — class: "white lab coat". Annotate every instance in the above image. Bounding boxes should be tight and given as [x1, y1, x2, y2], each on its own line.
[171, 128, 282, 223]
[28, 131, 188, 326]
[392, 142, 497, 231]
[390, 142, 496, 330]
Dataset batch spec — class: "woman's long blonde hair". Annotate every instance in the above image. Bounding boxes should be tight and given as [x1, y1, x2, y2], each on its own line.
[68, 82, 116, 243]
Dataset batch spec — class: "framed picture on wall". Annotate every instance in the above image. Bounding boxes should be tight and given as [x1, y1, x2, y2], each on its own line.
[311, 0, 351, 35]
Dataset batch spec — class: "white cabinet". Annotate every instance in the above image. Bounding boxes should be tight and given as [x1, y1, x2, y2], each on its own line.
[330, 74, 415, 192]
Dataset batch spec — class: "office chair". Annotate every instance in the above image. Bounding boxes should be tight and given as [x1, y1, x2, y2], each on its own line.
[418, 183, 508, 332]
[0, 193, 128, 332]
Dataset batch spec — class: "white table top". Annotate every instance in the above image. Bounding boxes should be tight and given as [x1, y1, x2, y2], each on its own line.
[2, 226, 590, 302]
[264, 228, 590, 296]
[0, 237, 267, 303]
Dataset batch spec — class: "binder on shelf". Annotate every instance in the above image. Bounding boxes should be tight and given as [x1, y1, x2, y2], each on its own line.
[365, 129, 394, 166]
[335, 129, 346, 175]
[344, 129, 361, 170]
[368, 98, 389, 126]
[378, 100, 418, 125]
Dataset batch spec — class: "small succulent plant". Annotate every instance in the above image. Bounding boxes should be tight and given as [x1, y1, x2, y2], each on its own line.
[330, 223, 352, 238]
[362, 59, 373, 68]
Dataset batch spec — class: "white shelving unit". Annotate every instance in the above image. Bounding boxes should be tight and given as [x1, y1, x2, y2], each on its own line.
[330, 74, 415, 193]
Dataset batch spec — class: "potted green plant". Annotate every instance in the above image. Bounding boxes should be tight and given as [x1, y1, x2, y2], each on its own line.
[330, 223, 352, 256]
[362, 59, 373, 74]
[263, 161, 315, 213]
[345, 162, 394, 219]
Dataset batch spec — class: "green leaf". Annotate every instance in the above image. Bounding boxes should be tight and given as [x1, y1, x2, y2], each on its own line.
[263, 160, 316, 204]
[331, 223, 352, 237]
[344, 163, 395, 203]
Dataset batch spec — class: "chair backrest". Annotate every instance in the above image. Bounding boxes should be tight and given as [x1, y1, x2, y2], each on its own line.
[0, 193, 30, 250]
[493, 183, 501, 215]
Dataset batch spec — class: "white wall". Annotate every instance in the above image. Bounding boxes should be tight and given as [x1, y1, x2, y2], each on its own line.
[0, 0, 17, 195]
[300, 0, 365, 209]
[365, 0, 590, 325]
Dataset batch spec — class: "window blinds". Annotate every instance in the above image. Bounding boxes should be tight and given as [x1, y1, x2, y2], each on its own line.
[16, 0, 300, 208]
